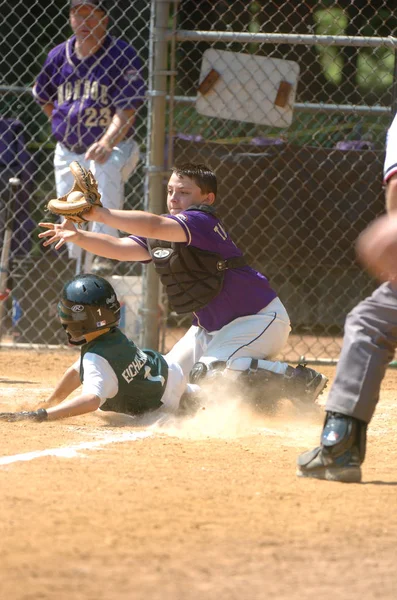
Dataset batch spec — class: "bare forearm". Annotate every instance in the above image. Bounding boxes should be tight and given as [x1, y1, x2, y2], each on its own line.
[101, 109, 135, 149]
[41, 103, 54, 119]
[44, 365, 81, 405]
[386, 176, 397, 213]
[46, 394, 101, 421]
[65, 228, 133, 259]
[95, 207, 175, 239]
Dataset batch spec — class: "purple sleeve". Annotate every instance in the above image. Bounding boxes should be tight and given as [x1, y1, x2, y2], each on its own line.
[33, 51, 59, 105]
[129, 234, 148, 250]
[167, 211, 241, 255]
[128, 235, 152, 263]
[111, 44, 146, 110]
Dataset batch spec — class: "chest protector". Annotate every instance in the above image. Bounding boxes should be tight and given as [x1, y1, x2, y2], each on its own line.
[147, 205, 246, 314]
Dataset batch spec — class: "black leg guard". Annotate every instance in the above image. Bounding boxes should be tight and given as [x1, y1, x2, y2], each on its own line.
[297, 412, 367, 483]
[189, 361, 226, 384]
[321, 412, 367, 463]
[236, 360, 285, 414]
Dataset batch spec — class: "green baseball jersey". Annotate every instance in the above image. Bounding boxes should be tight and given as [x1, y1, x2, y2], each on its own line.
[80, 328, 169, 415]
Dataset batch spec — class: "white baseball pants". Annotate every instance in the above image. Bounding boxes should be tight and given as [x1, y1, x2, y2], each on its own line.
[54, 140, 140, 272]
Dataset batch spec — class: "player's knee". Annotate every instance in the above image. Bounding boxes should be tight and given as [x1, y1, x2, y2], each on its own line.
[321, 412, 367, 462]
[225, 356, 252, 372]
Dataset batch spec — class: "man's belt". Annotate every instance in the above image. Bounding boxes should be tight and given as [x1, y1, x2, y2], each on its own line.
[61, 142, 87, 155]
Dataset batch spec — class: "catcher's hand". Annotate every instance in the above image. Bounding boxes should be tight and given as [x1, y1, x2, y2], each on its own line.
[46, 161, 102, 224]
[0, 408, 48, 422]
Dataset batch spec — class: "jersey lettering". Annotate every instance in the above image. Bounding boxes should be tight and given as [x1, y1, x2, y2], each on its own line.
[144, 365, 165, 386]
[213, 223, 228, 241]
[121, 349, 147, 384]
[84, 107, 112, 128]
[64, 82, 73, 102]
[73, 79, 82, 101]
[57, 80, 109, 107]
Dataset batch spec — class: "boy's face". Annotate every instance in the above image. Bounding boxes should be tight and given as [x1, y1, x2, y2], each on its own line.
[167, 173, 214, 215]
[70, 5, 108, 43]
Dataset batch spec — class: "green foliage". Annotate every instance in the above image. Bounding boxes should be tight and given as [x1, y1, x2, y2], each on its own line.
[313, 7, 394, 91]
[313, 7, 346, 86]
[357, 48, 394, 89]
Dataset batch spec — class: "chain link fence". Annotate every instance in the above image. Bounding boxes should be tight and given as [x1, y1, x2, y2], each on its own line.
[0, 1, 396, 363]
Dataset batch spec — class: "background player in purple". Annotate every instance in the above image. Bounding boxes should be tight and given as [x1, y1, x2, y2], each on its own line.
[39, 163, 328, 409]
[33, 0, 146, 274]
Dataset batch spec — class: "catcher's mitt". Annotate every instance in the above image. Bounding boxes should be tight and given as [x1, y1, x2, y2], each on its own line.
[46, 161, 102, 224]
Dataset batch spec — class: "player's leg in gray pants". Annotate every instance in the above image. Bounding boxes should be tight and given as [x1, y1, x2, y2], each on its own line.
[297, 282, 397, 482]
[326, 282, 397, 423]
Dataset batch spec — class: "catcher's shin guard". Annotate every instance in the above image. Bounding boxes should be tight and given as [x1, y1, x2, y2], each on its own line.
[296, 412, 367, 483]
[284, 363, 328, 403]
[235, 359, 285, 413]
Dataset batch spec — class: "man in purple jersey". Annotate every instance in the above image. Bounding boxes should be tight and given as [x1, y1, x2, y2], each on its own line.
[39, 163, 328, 410]
[33, 0, 146, 274]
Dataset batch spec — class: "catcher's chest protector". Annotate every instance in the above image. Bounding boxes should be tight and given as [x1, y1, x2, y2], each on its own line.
[147, 239, 246, 315]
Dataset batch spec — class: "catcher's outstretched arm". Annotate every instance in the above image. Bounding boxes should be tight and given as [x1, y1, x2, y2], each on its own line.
[38, 222, 150, 261]
[44, 161, 188, 242]
[87, 206, 188, 243]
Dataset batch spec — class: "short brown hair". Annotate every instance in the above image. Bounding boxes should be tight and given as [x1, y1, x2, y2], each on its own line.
[172, 163, 217, 198]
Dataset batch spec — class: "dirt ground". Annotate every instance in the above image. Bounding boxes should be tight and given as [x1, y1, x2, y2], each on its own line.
[1, 348, 397, 600]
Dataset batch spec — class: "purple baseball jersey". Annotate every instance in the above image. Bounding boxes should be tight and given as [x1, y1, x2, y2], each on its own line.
[33, 35, 146, 152]
[130, 209, 278, 332]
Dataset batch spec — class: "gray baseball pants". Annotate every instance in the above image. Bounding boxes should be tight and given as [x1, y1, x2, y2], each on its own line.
[326, 282, 397, 423]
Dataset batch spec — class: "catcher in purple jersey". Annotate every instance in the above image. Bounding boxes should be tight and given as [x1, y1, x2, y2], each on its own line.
[33, 0, 146, 274]
[39, 162, 328, 411]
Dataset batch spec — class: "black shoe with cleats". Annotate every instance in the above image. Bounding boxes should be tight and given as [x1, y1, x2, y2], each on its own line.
[296, 445, 362, 483]
[286, 363, 328, 403]
[296, 412, 367, 483]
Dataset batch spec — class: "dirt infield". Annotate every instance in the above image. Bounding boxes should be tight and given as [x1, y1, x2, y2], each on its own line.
[1, 349, 397, 600]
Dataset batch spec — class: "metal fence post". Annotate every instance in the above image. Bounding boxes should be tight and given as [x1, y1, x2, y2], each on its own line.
[142, 0, 171, 350]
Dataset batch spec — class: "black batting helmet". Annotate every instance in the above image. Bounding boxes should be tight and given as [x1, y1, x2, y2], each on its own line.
[58, 274, 120, 345]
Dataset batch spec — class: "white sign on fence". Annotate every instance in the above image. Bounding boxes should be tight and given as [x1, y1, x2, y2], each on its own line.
[196, 49, 300, 128]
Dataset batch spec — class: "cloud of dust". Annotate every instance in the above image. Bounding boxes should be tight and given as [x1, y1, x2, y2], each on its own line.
[147, 378, 325, 443]
[90, 377, 327, 449]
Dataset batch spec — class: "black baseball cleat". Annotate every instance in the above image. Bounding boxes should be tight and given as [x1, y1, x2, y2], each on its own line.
[296, 445, 362, 483]
[296, 412, 367, 483]
[286, 363, 328, 403]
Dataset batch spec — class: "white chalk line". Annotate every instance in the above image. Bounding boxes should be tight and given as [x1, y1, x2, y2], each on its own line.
[0, 430, 152, 466]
